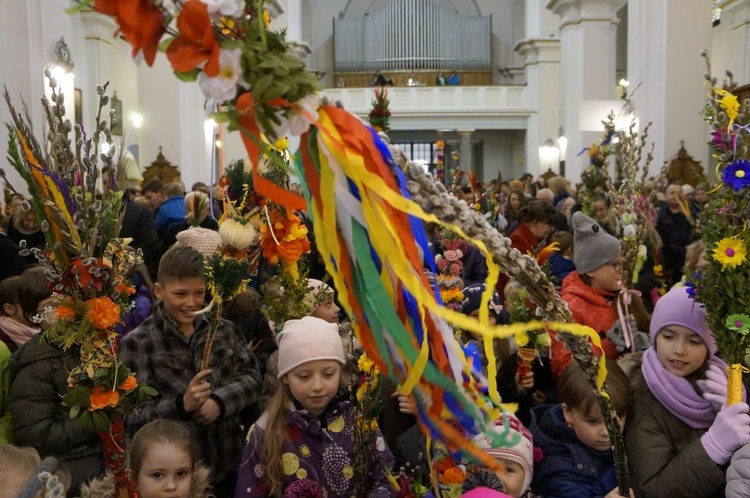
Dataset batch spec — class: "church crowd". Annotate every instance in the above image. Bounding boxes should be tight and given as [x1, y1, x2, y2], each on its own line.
[0, 169, 747, 498]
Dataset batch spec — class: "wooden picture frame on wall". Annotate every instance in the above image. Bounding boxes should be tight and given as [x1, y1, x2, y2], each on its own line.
[110, 93, 123, 136]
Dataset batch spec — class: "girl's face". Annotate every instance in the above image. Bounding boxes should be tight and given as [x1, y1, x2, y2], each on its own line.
[509, 193, 521, 210]
[562, 404, 626, 452]
[592, 200, 609, 221]
[655, 325, 708, 377]
[136, 443, 193, 498]
[585, 258, 622, 292]
[284, 360, 341, 415]
[466, 309, 497, 341]
[494, 458, 525, 498]
[311, 298, 340, 324]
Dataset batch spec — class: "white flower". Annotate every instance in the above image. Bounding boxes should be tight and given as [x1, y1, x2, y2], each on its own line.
[287, 93, 321, 136]
[198, 49, 243, 103]
[219, 218, 258, 250]
[622, 224, 637, 240]
[201, 0, 243, 16]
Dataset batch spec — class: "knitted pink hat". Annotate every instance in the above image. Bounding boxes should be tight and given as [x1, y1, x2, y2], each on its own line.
[472, 412, 534, 494]
[276, 316, 345, 378]
[650, 286, 715, 355]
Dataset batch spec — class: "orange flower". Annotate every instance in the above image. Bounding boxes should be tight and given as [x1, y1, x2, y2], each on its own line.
[167, 0, 221, 77]
[115, 279, 136, 296]
[89, 386, 120, 411]
[118, 375, 138, 392]
[439, 466, 466, 485]
[94, 0, 166, 66]
[55, 304, 76, 322]
[86, 296, 121, 330]
[260, 210, 311, 265]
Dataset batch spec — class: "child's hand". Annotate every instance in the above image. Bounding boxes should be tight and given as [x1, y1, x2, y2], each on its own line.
[193, 398, 221, 425]
[391, 391, 415, 415]
[604, 487, 634, 498]
[183, 369, 212, 413]
[515, 370, 534, 393]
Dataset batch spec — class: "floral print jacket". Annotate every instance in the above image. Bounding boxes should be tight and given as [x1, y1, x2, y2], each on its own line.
[235, 392, 395, 497]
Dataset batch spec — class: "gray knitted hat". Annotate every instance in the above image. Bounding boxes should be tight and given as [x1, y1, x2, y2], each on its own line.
[572, 211, 621, 274]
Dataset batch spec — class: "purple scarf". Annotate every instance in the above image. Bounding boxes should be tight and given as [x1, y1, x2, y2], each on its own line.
[642, 347, 726, 429]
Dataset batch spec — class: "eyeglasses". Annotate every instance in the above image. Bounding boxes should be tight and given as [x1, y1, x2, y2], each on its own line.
[608, 261, 623, 272]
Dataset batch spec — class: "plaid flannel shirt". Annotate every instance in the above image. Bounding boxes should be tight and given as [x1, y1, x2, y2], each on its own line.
[119, 302, 262, 481]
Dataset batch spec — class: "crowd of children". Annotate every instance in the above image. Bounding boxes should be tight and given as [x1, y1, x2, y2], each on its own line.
[2, 171, 749, 498]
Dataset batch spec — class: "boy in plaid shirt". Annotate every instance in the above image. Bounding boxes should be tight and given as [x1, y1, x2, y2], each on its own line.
[120, 246, 261, 495]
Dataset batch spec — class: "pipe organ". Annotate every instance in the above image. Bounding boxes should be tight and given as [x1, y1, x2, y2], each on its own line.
[334, 0, 491, 73]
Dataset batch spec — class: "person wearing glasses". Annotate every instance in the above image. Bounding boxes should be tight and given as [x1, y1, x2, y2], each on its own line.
[552, 212, 650, 379]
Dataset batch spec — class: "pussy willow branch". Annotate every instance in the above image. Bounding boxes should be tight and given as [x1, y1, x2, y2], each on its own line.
[391, 143, 630, 495]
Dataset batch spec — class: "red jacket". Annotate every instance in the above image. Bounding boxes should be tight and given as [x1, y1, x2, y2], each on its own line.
[552, 272, 618, 379]
[497, 224, 543, 301]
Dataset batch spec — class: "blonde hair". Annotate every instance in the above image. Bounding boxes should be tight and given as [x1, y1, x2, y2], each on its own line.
[0, 445, 71, 498]
[262, 385, 294, 497]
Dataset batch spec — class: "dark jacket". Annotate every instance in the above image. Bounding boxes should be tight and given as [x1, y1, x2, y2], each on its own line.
[120, 199, 160, 279]
[162, 216, 220, 253]
[0, 232, 27, 280]
[530, 403, 616, 498]
[625, 368, 725, 498]
[10, 333, 104, 494]
[235, 392, 395, 497]
[119, 303, 262, 481]
[656, 203, 694, 285]
[6, 225, 45, 265]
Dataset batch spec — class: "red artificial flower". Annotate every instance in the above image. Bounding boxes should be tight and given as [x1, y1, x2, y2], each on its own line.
[166, 0, 221, 77]
[89, 386, 120, 411]
[94, 0, 166, 66]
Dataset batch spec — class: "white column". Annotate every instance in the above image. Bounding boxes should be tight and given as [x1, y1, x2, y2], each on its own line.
[628, 0, 712, 172]
[548, 0, 624, 182]
[515, 38, 561, 177]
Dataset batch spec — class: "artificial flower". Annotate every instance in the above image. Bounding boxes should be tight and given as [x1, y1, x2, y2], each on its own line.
[536, 331, 552, 347]
[439, 466, 466, 485]
[685, 279, 698, 299]
[219, 218, 257, 250]
[167, 0, 221, 77]
[714, 87, 740, 125]
[260, 210, 311, 264]
[198, 48, 243, 103]
[515, 330, 529, 347]
[622, 224, 637, 240]
[263, 9, 272, 29]
[440, 287, 465, 304]
[288, 93, 321, 136]
[55, 303, 76, 322]
[721, 159, 750, 191]
[726, 314, 750, 335]
[89, 386, 120, 411]
[713, 236, 748, 271]
[201, 0, 243, 16]
[86, 296, 121, 330]
[118, 375, 138, 391]
[94, 0, 166, 66]
[358, 353, 377, 374]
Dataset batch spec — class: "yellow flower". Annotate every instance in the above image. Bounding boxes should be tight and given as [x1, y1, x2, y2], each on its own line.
[440, 287, 464, 303]
[713, 236, 747, 270]
[714, 87, 740, 123]
[358, 353, 375, 373]
[536, 331, 552, 347]
[515, 330, 529, 347]
[262, 9, 271, 29]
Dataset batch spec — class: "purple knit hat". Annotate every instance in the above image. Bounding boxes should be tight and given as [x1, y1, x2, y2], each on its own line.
[649, 286, 716, 355]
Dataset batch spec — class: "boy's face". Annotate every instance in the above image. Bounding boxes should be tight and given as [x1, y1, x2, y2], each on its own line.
[154, 277, 206, 335]
[562, 404, 626, 452]
[494, 458, 525, 498]
[310, 298, 340, 324]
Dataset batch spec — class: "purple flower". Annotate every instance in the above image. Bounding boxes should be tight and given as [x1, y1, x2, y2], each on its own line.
[722, 159, 750, 190]
[712, 130, 736, 152]
[685, 280, 697, 298]
[284, 479, 324, 498]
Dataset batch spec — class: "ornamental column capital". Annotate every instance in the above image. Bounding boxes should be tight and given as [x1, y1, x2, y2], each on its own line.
[546, 0, 626, 29]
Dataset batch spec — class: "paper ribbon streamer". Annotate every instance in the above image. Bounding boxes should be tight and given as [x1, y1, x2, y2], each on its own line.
[616, 288, 641, 350]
